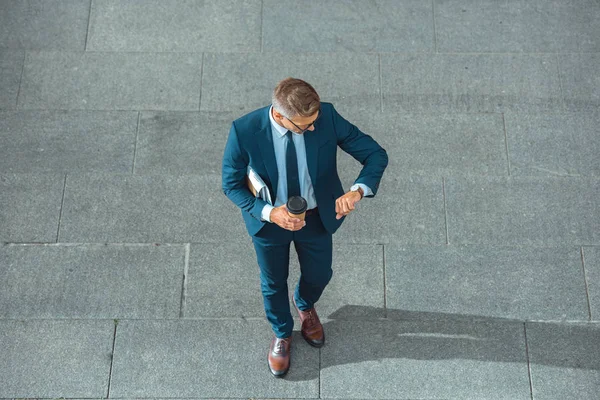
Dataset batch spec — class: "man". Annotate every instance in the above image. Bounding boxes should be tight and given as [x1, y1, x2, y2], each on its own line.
[222, 77, 388, 377]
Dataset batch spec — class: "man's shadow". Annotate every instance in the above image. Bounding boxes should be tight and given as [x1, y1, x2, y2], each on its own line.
[281, 304, 599, 382]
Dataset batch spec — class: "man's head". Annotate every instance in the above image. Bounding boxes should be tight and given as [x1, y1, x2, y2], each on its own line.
[272, 77, 321, 134]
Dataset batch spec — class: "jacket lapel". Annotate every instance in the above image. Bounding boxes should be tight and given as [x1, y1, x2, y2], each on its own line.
[256, 111, 279, 197]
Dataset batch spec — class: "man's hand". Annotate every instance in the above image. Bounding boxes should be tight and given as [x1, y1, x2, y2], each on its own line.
[335, 189, 362, 220]
[270, 204, 306, 231]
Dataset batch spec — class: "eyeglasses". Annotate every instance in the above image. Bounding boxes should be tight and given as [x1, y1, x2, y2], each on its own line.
[286, 109, 321, 134]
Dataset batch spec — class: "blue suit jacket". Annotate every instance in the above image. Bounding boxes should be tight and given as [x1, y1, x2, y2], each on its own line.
[222, 102, 388, 237]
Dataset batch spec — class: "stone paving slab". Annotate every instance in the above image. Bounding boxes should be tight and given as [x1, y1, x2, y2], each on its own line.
[0, 110, 137, 173]
[583, 246, 600, 321]
[109, 319, 319, 398]
[200, 52, 381, 114]
[134, 111, 237, 175]
[0, 319, 114, 398]
[186, 241, 384, 320]
[526, 322, 600, 400]
[336, 109, 508, 178]
[445, 176, 600, 246]
[59, 173, 245, 243]
[559, 53, 600, 111]
[87, 0, 261, 53]
[18, 51, 202, 110]
[320, 318, 530, 399]
[0, 50, 23, 109]
[385, 244, 589, 321]
[435, 0, 600, 53]
[381, 53, 563, 113]
[505, 111, 600, 177]
[0, 0, 88, 51]
[263, 0, 434, 53]
[333, 173, 446, 245]
[0, 173, 64, 243]
[0, 243, 185, 319]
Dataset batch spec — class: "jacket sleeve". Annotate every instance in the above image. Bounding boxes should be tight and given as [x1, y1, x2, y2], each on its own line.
[331, 104, 389, 197]
[221, 121, 269, 220]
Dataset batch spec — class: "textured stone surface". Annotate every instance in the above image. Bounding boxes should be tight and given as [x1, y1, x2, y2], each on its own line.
[526, 322, 600, 400]
[0, 50, 23, 109]
[0, 0, 89, 50]
[334, 173, 446, 245]
[18, 51, 202, 110]
[0, 243, 185, 318]
[263, 0, 434, 52]
[0, 319, 114, 398]
[87, 0, 261, 52]
[134, 111, 237, 175]
[109, 319, 319, 398]
[559, 53, 600, 111]
[320, 319, 530, 399]
[435, 0, 600, 52]
[382, 53, 562, 113]
[336, 108, 509, 177]
[0, 173, 64, 243]
[505, 112, 600, 177]
[201, 52, 380, 113]
[385, 244, 589, 321]
[59, 173, 245, 243]
[186, 241, 384, 319]
[445, 176, 600, 245]
[0, 110, 137, 173]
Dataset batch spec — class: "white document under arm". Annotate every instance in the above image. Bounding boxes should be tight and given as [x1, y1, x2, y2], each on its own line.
[247, 166, 273, 205]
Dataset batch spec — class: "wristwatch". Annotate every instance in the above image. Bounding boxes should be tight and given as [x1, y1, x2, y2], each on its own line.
[350, 185, 364, 199]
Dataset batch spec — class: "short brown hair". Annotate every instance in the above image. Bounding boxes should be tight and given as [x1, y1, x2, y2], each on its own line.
[272, 77, 320, 118]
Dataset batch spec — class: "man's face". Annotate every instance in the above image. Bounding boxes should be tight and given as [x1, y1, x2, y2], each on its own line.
[273, 109, 319, 134]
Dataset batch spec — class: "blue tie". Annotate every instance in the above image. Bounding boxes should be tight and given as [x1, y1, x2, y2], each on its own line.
[285, 130, 301, 198]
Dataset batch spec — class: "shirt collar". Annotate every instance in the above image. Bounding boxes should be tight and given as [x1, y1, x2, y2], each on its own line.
[268, 105, 289, 138]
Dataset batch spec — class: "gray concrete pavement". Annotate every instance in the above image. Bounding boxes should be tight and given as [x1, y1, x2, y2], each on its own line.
[1, 1, 599, 399]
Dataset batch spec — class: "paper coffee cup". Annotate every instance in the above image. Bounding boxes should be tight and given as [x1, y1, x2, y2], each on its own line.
[286, 196, 308, 221]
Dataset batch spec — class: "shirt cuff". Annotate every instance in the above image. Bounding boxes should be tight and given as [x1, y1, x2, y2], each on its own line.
[350, 183, 373, 197]
[261, 204, 274, 222]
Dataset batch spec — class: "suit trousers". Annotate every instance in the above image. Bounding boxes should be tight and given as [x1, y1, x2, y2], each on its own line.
[251, 210, 333, 339]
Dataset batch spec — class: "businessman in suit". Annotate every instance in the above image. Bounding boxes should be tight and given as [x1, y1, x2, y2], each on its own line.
[222, 78, 388, 377]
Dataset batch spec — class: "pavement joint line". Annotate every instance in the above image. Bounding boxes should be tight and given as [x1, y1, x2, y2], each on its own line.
[179, 243, 191, 318]
[84, 0, 93, 52]
[555, 52, 566, 110]
[432, 0, 437, 53]
[15, 50, 25, 108]
[106, 319, 117, 398]
[55, 173, 67, 243]
[260, 0, 264, 53]
[132, 111, 140, 173]
[442, 177, 449, 245]
[0, 317, 596, 324]
[501, 113, 512, 176]
[378, 53, 383, 112]
[382, 244, 387, 319]
[523, 322, 534, 400]
[581, 246, 593, 321]
[198, 52, 204, 110]
[25, 49, 600, 55]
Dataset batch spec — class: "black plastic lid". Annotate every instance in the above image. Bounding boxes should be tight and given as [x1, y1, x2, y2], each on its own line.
[286, 196, 307, 214]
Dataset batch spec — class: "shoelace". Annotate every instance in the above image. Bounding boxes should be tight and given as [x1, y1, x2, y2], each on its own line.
[306, 309, 316, 327]
[275, 338, 291, 354]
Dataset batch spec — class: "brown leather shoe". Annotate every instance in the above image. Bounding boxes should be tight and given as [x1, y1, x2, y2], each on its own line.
[293, 298, 325, 347]
[268, 335, 292, 377]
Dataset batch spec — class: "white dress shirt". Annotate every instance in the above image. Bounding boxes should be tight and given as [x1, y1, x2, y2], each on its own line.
[261, 106, 372, 222]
